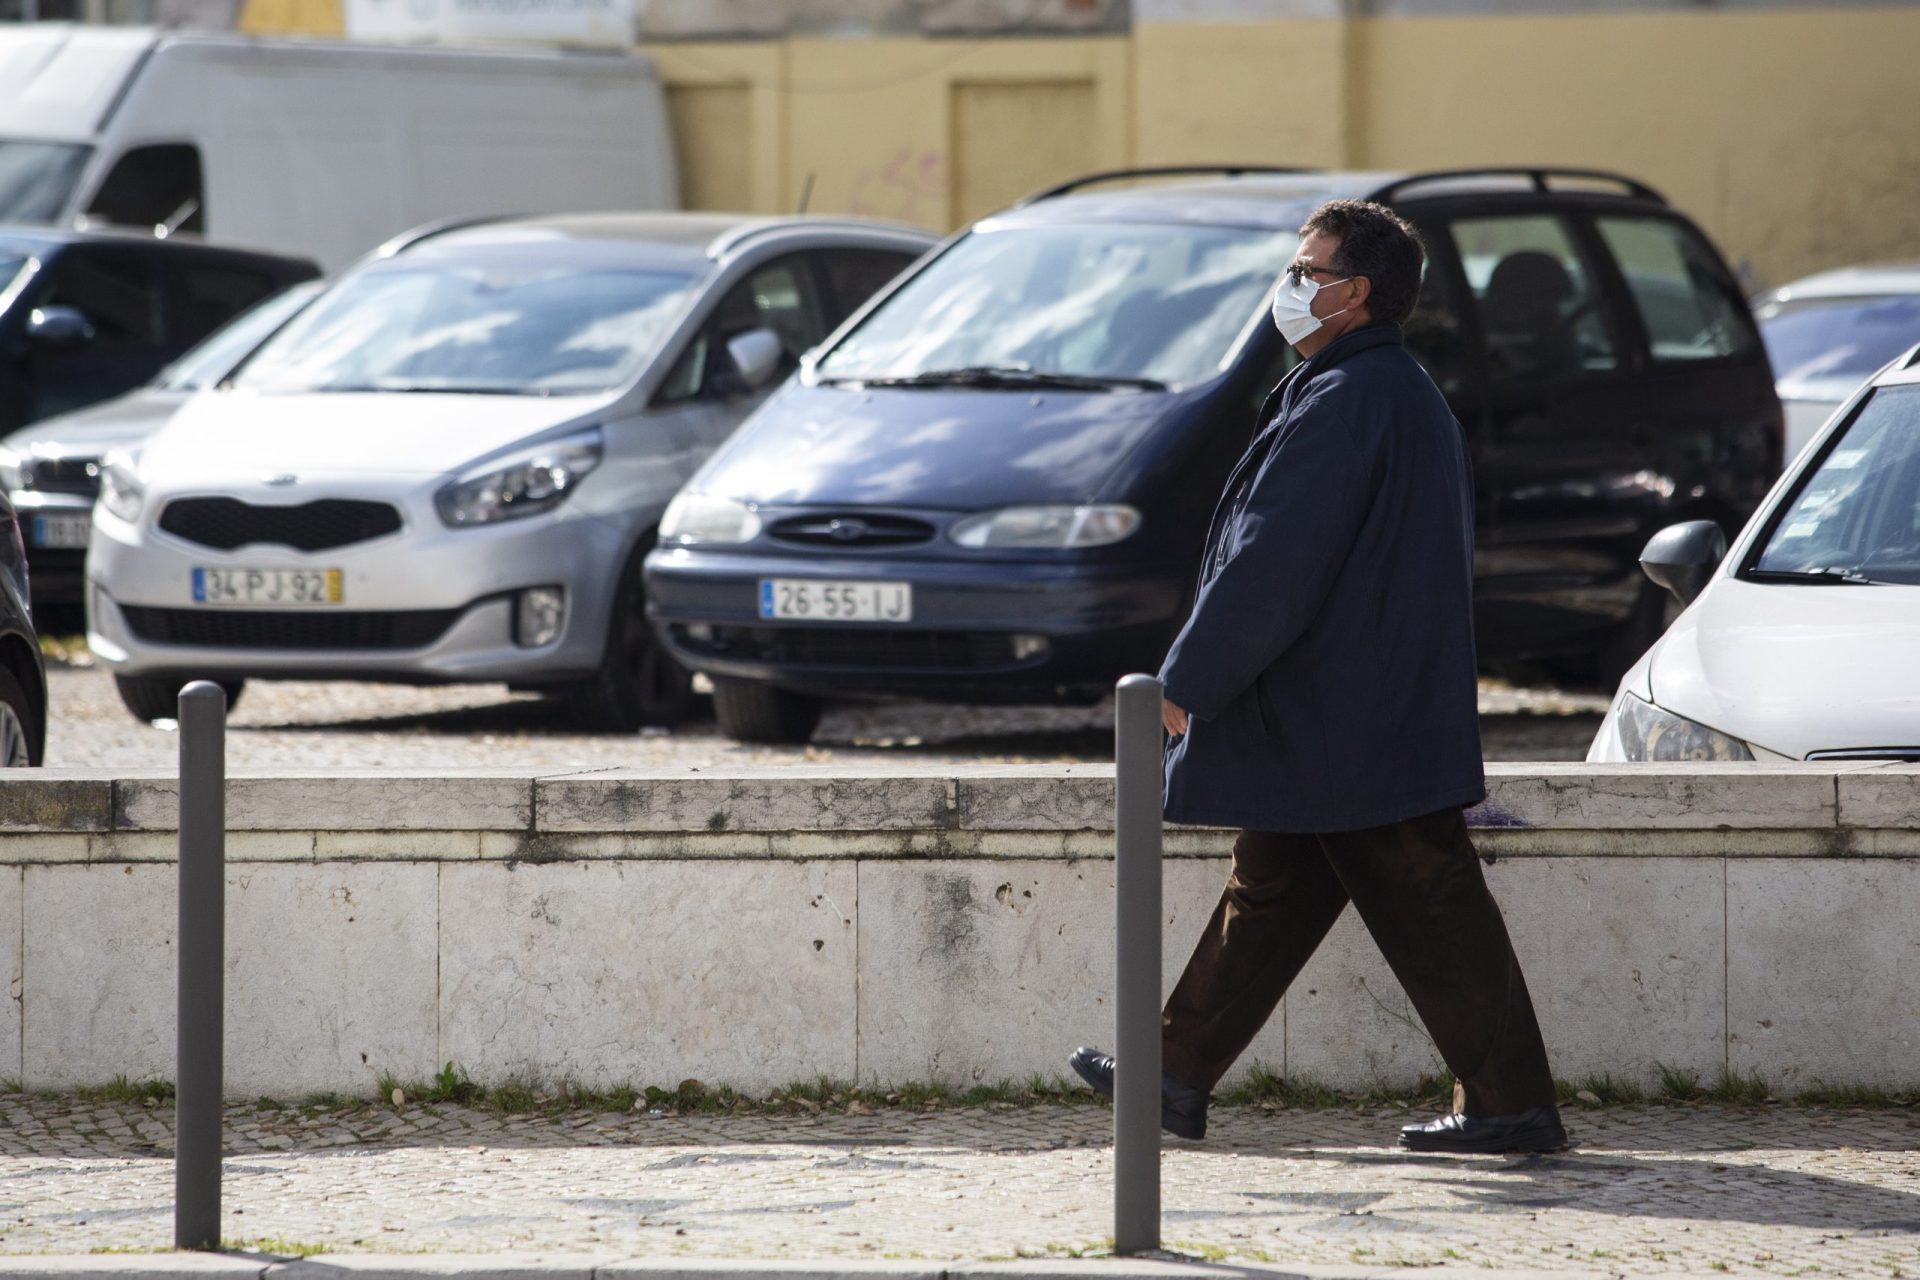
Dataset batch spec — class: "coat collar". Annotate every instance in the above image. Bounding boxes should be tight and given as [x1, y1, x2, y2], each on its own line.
[1296, 321, 1403, 380]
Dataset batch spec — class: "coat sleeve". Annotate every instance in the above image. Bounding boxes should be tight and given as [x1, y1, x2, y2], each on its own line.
[1157, 386, 1377, 721]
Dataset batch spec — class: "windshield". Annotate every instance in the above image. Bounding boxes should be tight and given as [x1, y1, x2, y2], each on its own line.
[0, 139, 89, 222]
[1750, 384, 1920, 585]
[1757, 294, 1920, 385]
[816, 221, 1293, 388]
[157, 280, 326, 392]
[234, 250, 702, 396]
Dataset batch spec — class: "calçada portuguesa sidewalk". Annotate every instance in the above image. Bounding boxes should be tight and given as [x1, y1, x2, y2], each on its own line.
[0, 1091, 1916, 1278]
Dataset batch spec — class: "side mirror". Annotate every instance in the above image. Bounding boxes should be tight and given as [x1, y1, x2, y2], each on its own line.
[726, 327, 785, 392]
[1640, 520, 1727, 606]
[26, 305, 96, 347]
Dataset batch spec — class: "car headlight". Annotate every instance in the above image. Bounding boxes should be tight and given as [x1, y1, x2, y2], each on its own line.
[948, 504, 1141, 549]
[98, 457, 144, 523]
[1613, 692, 1753, 762]
[658, 493, 763, 546]
[435, 429, 602, 528]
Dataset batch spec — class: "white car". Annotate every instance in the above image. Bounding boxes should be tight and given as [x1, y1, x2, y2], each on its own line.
[1754, 262, 1920, 462]
[86, 213, 935, 728]
[1590, 346, 1920, 762]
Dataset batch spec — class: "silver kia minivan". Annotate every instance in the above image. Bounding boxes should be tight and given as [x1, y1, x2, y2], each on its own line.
[86, 213, 936, 728]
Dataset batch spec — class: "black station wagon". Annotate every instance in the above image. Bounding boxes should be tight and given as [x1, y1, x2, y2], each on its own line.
[646, 167, 1783, 742]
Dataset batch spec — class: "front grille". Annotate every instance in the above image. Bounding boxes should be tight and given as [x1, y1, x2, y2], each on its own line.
[766, 513, 937, 549]
[122, 605, 461, 651]
[677, 624, 1023, 671]
[23, 456, 101, 497]
[158, 498, 403, 552]
[1806, 748, 1920, 762]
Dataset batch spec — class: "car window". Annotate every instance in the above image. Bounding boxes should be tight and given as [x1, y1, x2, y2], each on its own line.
[1757, 294, 1920, 384]
[170, 259, 282, 349]
[818, 248, 918, 329]
[657, 255, 828, 403]
[37, 248, 164, 348]
[85, 144, 205, 234]
[1596, 215, 1758, 363]
[816, 222, 1293, 387]
[1750, 384, 1920, 585]
[0, 139, 91, 222]
[157, 280, 323, 392]
[1453, 214, 1618, 382]
[1401, 230, 1474, 397]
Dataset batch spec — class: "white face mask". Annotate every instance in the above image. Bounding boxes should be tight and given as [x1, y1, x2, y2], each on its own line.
[1270, 271, 1355, 346]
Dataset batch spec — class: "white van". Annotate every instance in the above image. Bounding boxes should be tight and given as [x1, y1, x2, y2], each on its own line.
[0, 25, 679, 270]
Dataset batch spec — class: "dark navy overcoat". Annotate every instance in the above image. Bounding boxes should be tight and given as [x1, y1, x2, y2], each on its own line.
[1158, 323, 1485, 833]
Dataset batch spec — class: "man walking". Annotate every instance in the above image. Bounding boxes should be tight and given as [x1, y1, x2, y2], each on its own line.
[1071, 199, 1564, 1154]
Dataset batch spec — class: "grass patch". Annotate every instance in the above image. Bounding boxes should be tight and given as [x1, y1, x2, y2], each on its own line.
[1657, 1063, 1703, 1101]
[77, 1075, 174, 1105]
[1705, 1068, 1771, 1105]
[1216, 1064, 1455, 1110]
[1557, 1073, 1646, 1106]
[37, 634, 91, 666]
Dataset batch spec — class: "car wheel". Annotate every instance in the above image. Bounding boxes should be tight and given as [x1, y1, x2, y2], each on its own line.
[114, 675, 244, 724]
[564, 557, 697, 733]
[711, 677, 821, 745]
[0, 667, 40, 767]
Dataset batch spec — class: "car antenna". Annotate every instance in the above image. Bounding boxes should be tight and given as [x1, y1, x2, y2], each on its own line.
[796, 173, 815, 215]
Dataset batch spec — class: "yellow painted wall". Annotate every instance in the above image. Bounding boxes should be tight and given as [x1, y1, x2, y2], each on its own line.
[233, 4, 1920, 287]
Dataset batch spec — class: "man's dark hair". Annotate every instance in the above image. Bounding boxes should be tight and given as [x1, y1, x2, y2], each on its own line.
[1301, 199, 1425, 327]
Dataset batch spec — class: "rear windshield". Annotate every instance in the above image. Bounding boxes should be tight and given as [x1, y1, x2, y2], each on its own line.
[0, 139, 90, 223]
[1757, 293, 1920, 384]
[816, 221, 1293, 387]
[1750, 384, 1920, 585]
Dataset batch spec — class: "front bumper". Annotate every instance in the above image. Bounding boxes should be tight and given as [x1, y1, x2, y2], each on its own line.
[644, 545, 1187, 701]
[87, 501, 634, 685]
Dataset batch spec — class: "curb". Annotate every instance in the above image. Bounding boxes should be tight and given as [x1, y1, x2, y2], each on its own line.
[0, 1257, 1702, 1280]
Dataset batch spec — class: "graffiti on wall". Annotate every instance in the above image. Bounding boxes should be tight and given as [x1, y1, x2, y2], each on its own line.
[848, 148, 949, 226]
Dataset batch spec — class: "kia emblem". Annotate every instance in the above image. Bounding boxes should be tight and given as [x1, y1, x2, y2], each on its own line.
[264, 474, 298, 487]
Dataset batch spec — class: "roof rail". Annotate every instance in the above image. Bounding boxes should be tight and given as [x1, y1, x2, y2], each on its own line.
[705, 216, 929, 260]
[368, 213, 522, 260]
[1366, 168, 1666, 206]
[1014, 166, 1319, 208]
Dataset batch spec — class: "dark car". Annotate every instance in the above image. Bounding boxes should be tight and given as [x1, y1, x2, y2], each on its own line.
[0, 278, 325, 611]
[0, 227, 320, 434]
[645, 167, 1783, 742]
[0, 487, 46, 765]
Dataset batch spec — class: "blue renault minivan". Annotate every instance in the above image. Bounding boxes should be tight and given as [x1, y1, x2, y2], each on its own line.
[645, 167, 1782, 742]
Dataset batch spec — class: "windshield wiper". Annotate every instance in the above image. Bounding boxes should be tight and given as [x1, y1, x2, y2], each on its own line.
[1745, 567, 1878, 585]
[837, 365, 1166, 392]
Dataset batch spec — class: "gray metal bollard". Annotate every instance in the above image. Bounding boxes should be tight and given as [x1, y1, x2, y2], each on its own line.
[175, 681, 226, 1250]
[1112, 673, 1163, 1255]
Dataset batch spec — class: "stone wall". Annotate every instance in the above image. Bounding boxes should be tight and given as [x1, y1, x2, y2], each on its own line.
[0, 764, 1913, 1098]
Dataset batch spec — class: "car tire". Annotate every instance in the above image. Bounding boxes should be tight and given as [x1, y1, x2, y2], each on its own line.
[0, 667, 40, 767]
[711, 677, 822, 744]
[114, 675, 244, 724]
[563, 554, 697, 733]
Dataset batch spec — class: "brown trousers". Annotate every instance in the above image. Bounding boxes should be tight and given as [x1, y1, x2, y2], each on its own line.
[1160, 806, 1557, 1116]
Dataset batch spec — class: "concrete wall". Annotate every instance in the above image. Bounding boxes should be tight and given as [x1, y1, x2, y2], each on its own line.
[1, 764, 1914, 1099]
[231, 3, 1920, 287]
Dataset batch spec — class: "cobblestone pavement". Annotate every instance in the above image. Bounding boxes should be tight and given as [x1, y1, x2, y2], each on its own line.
[0, 1095, 1913, 1274]
[41, 658, 1605, 770]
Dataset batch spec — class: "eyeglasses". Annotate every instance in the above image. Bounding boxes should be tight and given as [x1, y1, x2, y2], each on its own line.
[1284, 261, 1347, 288]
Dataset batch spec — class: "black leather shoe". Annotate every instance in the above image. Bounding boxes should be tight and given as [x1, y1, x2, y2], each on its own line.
[1067, 1045, 1209, 1140]
[1399, 1104, 1568, 1154]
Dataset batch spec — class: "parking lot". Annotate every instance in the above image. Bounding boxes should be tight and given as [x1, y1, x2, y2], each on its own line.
[40, 644, 1604, 770]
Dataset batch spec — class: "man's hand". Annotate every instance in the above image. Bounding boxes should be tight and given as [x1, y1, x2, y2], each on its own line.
[1162, 698, 1190, 738]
